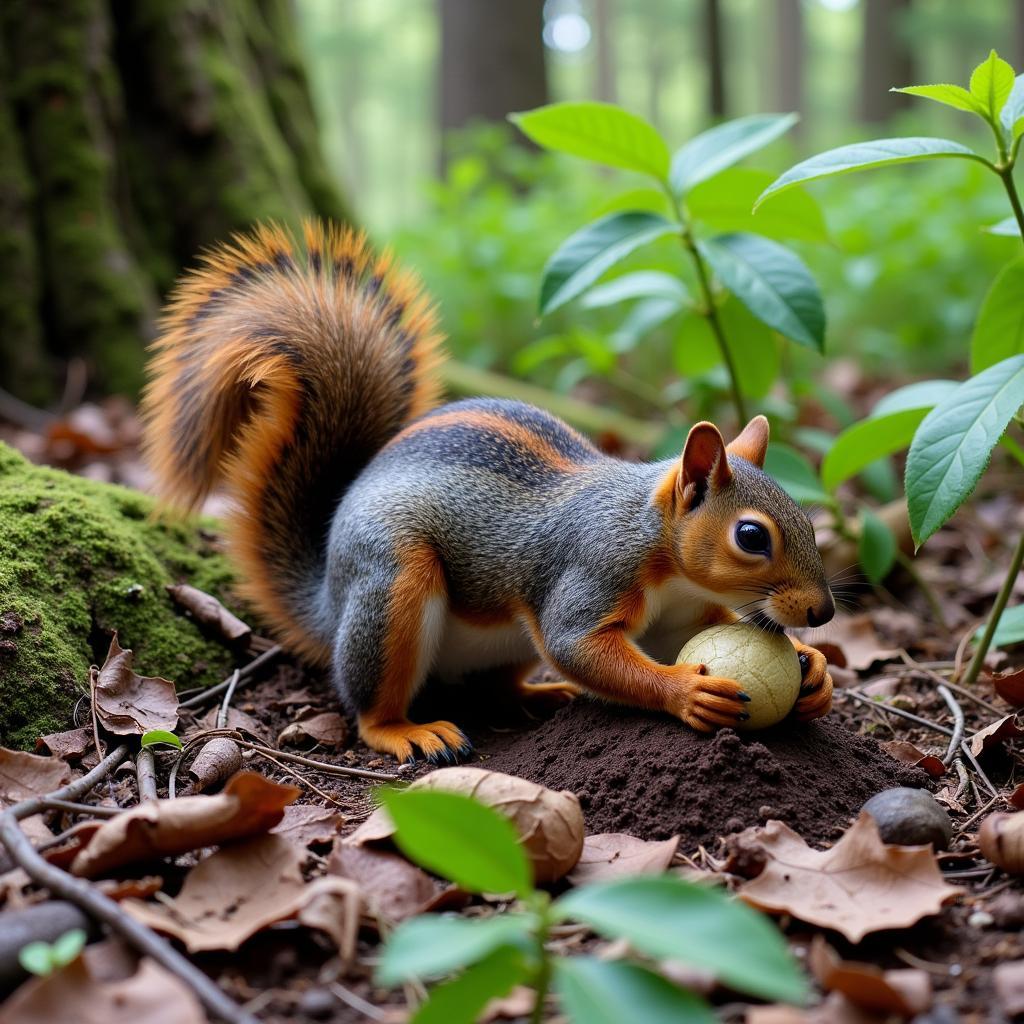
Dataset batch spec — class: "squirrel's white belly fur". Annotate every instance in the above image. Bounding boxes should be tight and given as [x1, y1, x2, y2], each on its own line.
[424, 575, 754, 685]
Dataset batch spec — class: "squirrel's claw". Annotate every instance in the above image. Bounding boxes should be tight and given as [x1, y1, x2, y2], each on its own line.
[791, 641, 833, 721]
[672, 667, 751, 731]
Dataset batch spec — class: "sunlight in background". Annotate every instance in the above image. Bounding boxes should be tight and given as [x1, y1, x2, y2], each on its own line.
[297, 0, 1014, 232]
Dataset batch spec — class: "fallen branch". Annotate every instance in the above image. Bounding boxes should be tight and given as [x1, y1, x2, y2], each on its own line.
[0, 744, 258, 1024]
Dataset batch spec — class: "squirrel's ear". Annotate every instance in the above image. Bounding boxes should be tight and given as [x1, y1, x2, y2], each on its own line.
[677, 421, 731, 508]
[727, 415, 769, 468]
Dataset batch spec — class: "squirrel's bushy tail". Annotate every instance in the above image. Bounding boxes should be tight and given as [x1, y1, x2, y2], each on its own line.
[142, 221, 443, 664]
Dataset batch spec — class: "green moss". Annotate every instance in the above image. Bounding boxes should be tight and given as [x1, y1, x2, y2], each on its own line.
[0, 443, 240, 749]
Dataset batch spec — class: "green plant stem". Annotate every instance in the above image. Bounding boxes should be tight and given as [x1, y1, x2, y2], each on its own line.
[997, 166, 1024, 242]
[530, 902, 553, 1024]
[961, 528, 1024, 687]
[665, 192, 749, 424]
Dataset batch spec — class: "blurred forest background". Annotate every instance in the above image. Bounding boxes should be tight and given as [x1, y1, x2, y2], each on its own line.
[1, 0, 1021, 441]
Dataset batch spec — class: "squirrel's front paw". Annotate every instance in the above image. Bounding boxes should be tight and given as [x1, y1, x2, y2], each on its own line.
[669, 663, 752, 732]
[791, 641, 833, 721]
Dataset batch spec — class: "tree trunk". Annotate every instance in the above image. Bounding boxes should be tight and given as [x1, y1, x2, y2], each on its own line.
[704, 0, 727, 120]
[438, 0, 548, 160]
[860, 0, 916, 122]
[0, 0, 349, 403]
[592, 0, 617, 105]
[777, 0, 803, 128]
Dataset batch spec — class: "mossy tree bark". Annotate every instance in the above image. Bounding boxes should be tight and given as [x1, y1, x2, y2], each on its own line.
[0, 0, 350, 404]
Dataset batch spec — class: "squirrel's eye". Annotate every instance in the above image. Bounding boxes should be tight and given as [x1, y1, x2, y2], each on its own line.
[735, 520, 771, 556]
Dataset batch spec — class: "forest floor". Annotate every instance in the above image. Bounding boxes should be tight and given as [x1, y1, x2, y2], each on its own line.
[1, 390, 1024, 1023]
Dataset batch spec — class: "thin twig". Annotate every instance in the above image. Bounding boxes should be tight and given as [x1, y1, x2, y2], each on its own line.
[328, 981, 391, 1021]
[217, 669, 241, 730]
[841, 690, 954, 735]
[0, 744, 259, 1024]
[896, 651, 1002, 714]
[180, 645, 283, 711]
[957, 794, 1001, 833]
[937, 685, 966, 768]
[39, 798, 122, 819]
[136, 747, 158, 802]
[953, 759, 970, 802]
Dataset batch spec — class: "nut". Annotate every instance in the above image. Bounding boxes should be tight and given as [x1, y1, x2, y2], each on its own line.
[861, 787, 953, 850]
[677, 623, 801, 730]
[979, 811, 1024, 874]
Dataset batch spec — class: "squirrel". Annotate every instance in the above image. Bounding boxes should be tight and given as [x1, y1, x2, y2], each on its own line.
[142, 221, 835, 763]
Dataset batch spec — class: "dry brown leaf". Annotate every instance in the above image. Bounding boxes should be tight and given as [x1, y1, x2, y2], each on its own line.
[994, 960, 1024, 1018]
[0, 747, 71, 843]
[822, 614, 899, 672]
[345, 767, 584, 883]
[166, 584, 251, 647]
[278, 711, 348, 748]
[34, 728, 93, 762]
[568, 833, 679, 886]
[991, 668, 1024, 706]
[196, 704, 265, 738]
[272, 804, 345, 848]
[0, 950, 204, 1024]
[329, 843, 445, 923]
[268, 687, 326, 710]
[91, 634, 178, 737]
[737, 812, 960, 942]
[70, 771, 299, 877]
[879, 740, 946, 778]
[186, 738, 243, 792]
[40, 821, 104, 870]
[1009, 784, 1024, 810]
[122, 834, 360, 956]
[969, 714, 1024, 758]
[809, 935, 931, 1015]
[96, 875, 164, 901]
[745, 993, 880, 1024]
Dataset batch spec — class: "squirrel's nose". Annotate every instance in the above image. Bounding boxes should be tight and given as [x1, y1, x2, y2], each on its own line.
[806, 594, 835, 628]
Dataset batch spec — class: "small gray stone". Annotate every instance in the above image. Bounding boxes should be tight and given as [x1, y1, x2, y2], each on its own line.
[861, 787, 953, 850]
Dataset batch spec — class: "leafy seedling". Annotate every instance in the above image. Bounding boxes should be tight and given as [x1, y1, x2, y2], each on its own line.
[376, 788, 807, 1023]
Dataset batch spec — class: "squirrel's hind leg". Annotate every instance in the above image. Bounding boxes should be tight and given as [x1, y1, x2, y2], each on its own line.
[333, 544, 470, 764]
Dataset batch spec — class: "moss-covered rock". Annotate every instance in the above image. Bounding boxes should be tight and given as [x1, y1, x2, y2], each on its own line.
[0, 442, 240, 749]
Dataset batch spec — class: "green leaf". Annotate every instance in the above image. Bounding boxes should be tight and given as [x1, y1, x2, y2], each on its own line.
[581, 271, 689, 309]
[970, 50, 1016, 121]
[821, 380, 959, 492]
[510, 102, 670, 181]
[411, 947, 530, 1024]
[540, 212, 679, 316]
[671, 301, 779, 397]
[670, 113, 799, 195]
[984, 215, 1022, 236]
[49, 929, 86, 967]
[555, 958, 716, 1024]
[891, 84, 986, 116]
[380, 789, 532, 896]
[686, 169, 829, 243]
[697, 233, 825, 351]
[377, 914, 535, 986]
[763, 443, 830, 505]
[553, 876, 807, 1004]
[822, 412, 924, 492]
[872, 380, 959, 417]
[18, 942, 56, 977]
[971, 258, 1024, 372]
[141, 729, 182, 749]
[977, 605, 1024, 648]
[906, 355, 1024, 545]
[755, 139, 983, 209]
[858, 509, 897, 585]
[1000, 75, 1024, 134]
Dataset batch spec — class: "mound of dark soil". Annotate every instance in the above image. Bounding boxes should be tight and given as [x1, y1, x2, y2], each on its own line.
[477, 700, 927, 850]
